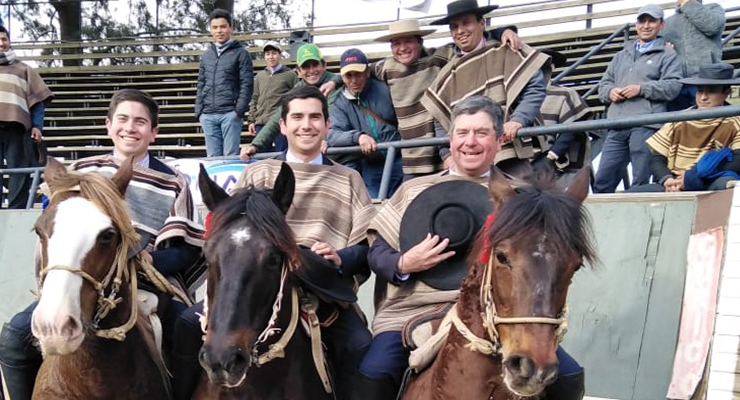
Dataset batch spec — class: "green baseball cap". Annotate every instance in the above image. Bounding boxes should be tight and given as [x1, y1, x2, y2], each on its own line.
[296, 43, 323, 67]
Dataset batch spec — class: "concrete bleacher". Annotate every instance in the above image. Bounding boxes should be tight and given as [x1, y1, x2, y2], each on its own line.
[13, 0, 740, 160]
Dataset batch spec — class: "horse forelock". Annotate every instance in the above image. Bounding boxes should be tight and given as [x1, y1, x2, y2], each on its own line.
[483, 178, 596, 268]
[210, 186, 301, 271]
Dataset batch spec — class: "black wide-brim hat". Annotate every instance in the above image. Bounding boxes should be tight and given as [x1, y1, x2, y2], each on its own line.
[400, 180, 492, 290]
[541, 49, 567, 69]
[294, 246, 357, 303]
[680, 63, 740, 86]
[430, 0, 499, 26]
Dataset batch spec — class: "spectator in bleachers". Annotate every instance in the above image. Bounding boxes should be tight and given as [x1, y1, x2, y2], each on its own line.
[421, 0, 549, 177]
[240, 43, 342, 161]
[662, 0, 726, 111]
[0, 25, 52, 209]
[629, 63, 740, 192]
[195, 8, 254, 158]
[328, 48, 403, 198]
[535, 49, 592, 176]
[594, 4, 683, 193]
[371, 17, 520, 179]
[247, 41, 298, 152]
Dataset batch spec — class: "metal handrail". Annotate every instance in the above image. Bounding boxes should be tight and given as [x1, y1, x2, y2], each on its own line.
[723, 25, 740, 46]
[552, 22, 632, 85]
[4, 105, 740, 206]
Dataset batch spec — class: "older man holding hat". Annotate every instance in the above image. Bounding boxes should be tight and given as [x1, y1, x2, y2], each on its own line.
[328, 48, 403, 198]
[628, 63, 740, 192]
[354, 95, 585, 400]
[371, 17, 520, 178]
[247, 41, 299, 151]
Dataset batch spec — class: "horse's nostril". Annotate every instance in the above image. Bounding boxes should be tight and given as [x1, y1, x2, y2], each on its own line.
[60, 316, 81, 338]
[225, 349, 249, 373]
[504, 354, 535, 379]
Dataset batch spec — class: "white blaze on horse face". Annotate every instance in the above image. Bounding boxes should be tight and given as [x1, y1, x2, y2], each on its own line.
[32, 197, 113, 354]
[230, 227, 251, 247]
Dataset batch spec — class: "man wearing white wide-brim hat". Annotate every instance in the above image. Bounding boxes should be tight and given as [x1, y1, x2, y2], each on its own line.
[370, 17, 519, 179]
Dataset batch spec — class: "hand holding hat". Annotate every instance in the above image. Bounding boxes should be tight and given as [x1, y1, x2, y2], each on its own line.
[398, 233, 456, 275]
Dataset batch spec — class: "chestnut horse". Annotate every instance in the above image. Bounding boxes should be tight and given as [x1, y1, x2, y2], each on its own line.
[402, 168, 596, 400]
[193, 163, 333, 400]
[30, 157, 169, 399]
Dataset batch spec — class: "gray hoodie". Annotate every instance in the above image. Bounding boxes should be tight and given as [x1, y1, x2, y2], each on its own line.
[662, 1, 725, 78]
[598, 38, 683, 129]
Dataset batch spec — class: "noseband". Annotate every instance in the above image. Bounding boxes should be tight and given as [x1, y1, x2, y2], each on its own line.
[451, 251, 568, 356]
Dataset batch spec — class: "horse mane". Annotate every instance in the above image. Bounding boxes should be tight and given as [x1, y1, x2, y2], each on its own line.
[46, 168, 140, 264]
[470, 172, 597, 268]
[210, 185, 301, 271]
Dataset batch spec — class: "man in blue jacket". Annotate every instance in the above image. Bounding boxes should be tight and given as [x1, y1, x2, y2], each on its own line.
[594, 4, 682, 193]
[328, 48, 403, 198]
[195, 8, 254, 157]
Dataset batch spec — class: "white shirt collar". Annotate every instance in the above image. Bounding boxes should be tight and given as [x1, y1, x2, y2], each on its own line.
[113, 151, 149, 168]
[449, 165, 491, 178]
[285, 149, 323, 165]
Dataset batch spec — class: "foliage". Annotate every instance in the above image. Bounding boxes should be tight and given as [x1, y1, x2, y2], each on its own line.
[10, 0, 309, 67]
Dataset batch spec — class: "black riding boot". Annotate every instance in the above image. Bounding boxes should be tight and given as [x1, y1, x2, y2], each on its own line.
[0, 321, 42, 400]
[543, 369, 585, 400]
[351, 374, 399, 400]
[171, 350, 203, 400]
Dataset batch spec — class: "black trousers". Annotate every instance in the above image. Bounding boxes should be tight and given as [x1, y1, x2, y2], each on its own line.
[0, 123, 31, 209]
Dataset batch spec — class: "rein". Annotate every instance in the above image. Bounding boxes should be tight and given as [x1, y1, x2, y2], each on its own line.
[452, 251, 569, 356]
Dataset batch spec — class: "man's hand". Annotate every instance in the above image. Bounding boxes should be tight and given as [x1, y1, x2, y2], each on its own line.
[247, 123, 256, 136]
[502, 121, 523, 143]
[319, 81, 337, 97]
[321, 140, 329, 154]
[397, 233, 456, 274]
[358, 134, 377, 155]
[500, 29, 521, 51]
[240, 145, 258, 162]
[140, 250, 154, 265]
[664, 177, 683, 192]
[620, 85, 641, 99]
[664, 41, 675, 50]
[311, 241, 341, 266]
[609, 88, 626, 102]
[30, 127, 42, 143]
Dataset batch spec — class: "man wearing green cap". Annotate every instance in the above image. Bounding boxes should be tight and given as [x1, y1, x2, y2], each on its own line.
[240, 43, 343, 160]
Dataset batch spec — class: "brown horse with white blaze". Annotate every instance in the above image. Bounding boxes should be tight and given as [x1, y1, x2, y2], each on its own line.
[401, 168, 596, 400]
[30, 157, 169, 400]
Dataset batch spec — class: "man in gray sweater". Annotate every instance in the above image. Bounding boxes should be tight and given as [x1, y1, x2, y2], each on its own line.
[594, 4, 683, 193]
[662, 0, 725, 110]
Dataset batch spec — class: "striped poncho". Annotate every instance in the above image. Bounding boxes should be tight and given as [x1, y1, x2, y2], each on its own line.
[372, 46, 455, 175]
[421, 42, 551, 164]
[235, 159, 377, 251]
[0, 60, 53, 129]
[646, 114, 740, 171]
[369, 171, 489, 335]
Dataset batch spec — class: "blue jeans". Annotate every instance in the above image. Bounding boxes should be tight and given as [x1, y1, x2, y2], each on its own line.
[347, 156, 403, 199]
[593, 127, 656, 193]
[200, 111, 243, 157]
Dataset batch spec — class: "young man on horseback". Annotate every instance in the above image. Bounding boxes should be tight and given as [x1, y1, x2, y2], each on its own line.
[0, 89, 205, 400]
[354, 95, 585, 400]
[173, 85, 376, 400]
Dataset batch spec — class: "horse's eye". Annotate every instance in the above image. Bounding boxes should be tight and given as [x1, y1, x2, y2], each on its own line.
[267, 252, 283, 267]
[495, 251, 509, 266]
[97, 228, 117, 245]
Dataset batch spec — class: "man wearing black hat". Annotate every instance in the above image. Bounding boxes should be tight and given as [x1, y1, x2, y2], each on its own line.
[630, 63, 740, 192]
[421, 0, 551, 177]
[328, 48, 403, 198]
[536, 49, 592, 176]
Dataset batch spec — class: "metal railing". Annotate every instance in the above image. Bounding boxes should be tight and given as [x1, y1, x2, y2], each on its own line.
[552, 22, 632, 85]
[3, 105, 740, 208]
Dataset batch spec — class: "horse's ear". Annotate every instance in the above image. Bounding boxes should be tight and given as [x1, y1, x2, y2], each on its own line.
[198, 164, 229, 212]
[565, 166, 591, 204]
[44, 157, 68, 193]
[489, 167, 516, 210]
[272, 163, 295, 214]
[111, 157, 134, 196]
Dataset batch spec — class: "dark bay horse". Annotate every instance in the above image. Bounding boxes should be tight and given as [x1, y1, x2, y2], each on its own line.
[30, 157, 169, 399]
[402, 168, 596, 400]
[193, 163, 333, 400]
